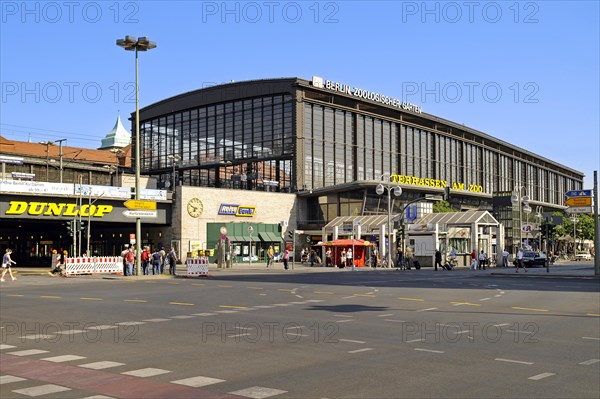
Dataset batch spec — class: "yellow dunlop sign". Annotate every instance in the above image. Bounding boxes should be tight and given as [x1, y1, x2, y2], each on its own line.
[5, 201, 113, 217]
[124, 199, 157, 210]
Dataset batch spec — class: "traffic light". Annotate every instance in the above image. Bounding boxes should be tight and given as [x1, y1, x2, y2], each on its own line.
[66, 221, 74, 236]
[80, 221, 86, 232]
[443, 186, 451, 201]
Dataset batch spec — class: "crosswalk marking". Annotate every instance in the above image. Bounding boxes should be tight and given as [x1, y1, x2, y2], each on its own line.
[6, 349, 49, 356]
[121, 368, 172, 377]
[12, 384, 71, 397]
[0, 375, 26, 384]
[0, 344, 16, 350]
[171, 376, 225, 387]
[228, 386, 287, 398]
[78, 361, 126, 370]
[41, 355, 86, 363]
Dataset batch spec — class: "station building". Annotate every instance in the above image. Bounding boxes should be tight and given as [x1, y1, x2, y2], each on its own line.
[0, 77, 585, 266]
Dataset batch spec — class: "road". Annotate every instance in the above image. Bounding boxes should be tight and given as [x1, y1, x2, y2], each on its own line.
[1, 267, 599, 398]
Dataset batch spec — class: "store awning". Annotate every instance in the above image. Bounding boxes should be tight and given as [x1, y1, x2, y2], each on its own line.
[259, 232, 281, 242]
[228, 235, 244, 242]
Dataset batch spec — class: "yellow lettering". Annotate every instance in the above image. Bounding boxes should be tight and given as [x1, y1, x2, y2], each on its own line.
[418, 178, 425, 186]
[397, 175, 404, 184]
[27, 202, 47, 215]
[94, 205, 113, 217]
[63, 204, 79, 216]
[441, 180, 448, 188]
[6, 201, 28, 215]
[44, 203, 64, 216]
[411, 176, 418, 185]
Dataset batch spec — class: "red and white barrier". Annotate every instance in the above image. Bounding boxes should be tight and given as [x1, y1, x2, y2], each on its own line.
[64, 257, 123, 277]
[186, 257, 209, 277]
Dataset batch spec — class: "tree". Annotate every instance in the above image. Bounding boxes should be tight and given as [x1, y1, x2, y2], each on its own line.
[433, 200, 457, 213]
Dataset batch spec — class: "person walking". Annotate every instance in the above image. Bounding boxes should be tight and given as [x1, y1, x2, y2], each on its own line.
[125, 248, 135, 276]
[434, 249, 443, 271]
[478, 250, 487, 270]
[516, 248, 527, 272]
[404, 246, 413, 269]
[1, 248, 17, 281]
[151, 248, 162, 275]
[141, 246, 150, 275]
[502, 248, 509, 268]
[168, 247, 178, 275]
[346, 248, 353, 267]
[470, 249, 478, 270]
[282, 248, 290, 270]
[396, 247, 403, 269]
[266, 245, 274, 268]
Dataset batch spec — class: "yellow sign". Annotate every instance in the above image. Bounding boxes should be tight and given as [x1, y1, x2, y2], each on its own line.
[565, 197, 592, 207]
[5, 201, 112, 217]
[124, 199, 157, 210]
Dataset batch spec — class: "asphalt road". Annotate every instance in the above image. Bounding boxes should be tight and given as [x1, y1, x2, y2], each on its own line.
[1, 267, 599, 399]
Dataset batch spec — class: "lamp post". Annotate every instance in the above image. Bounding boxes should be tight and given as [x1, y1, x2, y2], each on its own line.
[376, 174, 402, 268]
[523, 202, 532, 247]
[571, 215, 578, 254]
[39, 141, 54, 181]
[511, 186, 529, 250]
[110, 148, 124, 187]
[116, 35, 157, 277]
[167, 154, 181, 190]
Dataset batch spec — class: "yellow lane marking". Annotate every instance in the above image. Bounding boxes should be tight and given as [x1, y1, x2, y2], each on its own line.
[220, 305, 249, 309]
[192, 283, 205, 286]
[7, 294, 25, 297]
[398, 297, 425, 301]
[218, 285, 233, 288]
[353, 294, 375, 297]
[40, 296, 61, 299]
[586, 313, 600, 317]
[512, 306, 548, 312]
[167, 282, 180, 285]
[314, 291, 335, 295]
[124, 299, 147, 303]
[170, 302, 194, 306]
[80, 298, 103, 301]
[247, 287, 264, 290]
[451, 302, 481, 307]
[278, 289, 294, 292]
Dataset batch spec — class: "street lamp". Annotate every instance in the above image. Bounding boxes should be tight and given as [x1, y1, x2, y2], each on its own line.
[116, 35, 157, 277]
[39, 139, 67, 182]
[167, 154, 181, 190]
[110, 148, 124, 187]
[571, 215, 578, 253]
[376, 174, 402, 268]
[103, 165, 117, 186]
[511, 186, 529, 249]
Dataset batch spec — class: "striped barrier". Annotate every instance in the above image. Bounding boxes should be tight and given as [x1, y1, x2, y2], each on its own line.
[64, 257, 123, 277]
[186, 257, 210, 277]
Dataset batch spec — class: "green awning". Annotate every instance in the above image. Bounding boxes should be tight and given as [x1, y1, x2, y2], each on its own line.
[259, 232, 281, 242]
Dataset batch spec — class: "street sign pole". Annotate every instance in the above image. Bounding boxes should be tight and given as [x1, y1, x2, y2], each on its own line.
[594, 171, 599, 276]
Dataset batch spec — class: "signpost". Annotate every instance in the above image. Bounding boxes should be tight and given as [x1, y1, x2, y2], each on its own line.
[565, 189, 593, 215]
[124, 199, 157, 210]
[123, 210, 157, 218]
[565, 197, 592, 207]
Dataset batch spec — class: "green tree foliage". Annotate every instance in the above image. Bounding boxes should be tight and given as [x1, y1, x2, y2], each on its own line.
[432, 200, 457, 213]
[554, 213, 595, 241]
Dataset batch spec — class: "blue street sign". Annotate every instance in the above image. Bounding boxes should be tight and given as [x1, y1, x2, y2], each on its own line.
[405, 204, 417, 222]
[565, 189, 592, 198]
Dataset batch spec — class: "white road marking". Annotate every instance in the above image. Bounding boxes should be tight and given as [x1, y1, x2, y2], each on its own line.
[495, 358, 534, 365]
[284, 332, 308, 337]
[295, 295, 304, 298]
[528, 373, 555, 380]
[215, 310, 238, 314]
[115, 321, 146, 326]
[406, 338, 425, 343]
[494, 295, 502, 297]
[121, 368, 172, 377]
[169, 315, 196, 319]
[227, 333, 251, 338]
[55, 330, 85, 335]
[506, 330, 533, 334]
[416, 308, 438, 312]
[342, 296, 355, 299]
[0, 344, 17, 350]
[272, 303, 291, 307]
[289, 301, 307, 304]
[171, 376, 225, 387]
[579, 359, 600, 365]
[0, 375, 26, 384]
[228, 386, 287, 398]
[339, 339, 366, 344]
[12, 384, 71, 397]
[19, 335, 55, 340]
[479, 298, 491, 301]
[305, 300, 324, 303]
[384, 319, 406, 323]
[78, 361, 126, 370]
[582, 337, 600, 340]
[86, 325, 118, 330]
[348, 348, 373, 354]
[236, 326, 256, 331]
[333, 314, 354, 318]
[7, 349, 49, 356]
[377, 314, 394, 317]
[284, 326, 305, 330]
[414, 348, 444, 354]
[335, 319, 354, 323]
[191, 313, 215, 316]
[493, 323, 511, 327]
[143, 318, 171, 322]
[41, 355, 86, 363]
[82, 395, 116, 399]
[254, 305, 275, 309]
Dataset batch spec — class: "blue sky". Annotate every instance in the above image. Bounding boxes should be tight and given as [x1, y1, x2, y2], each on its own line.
[1, 1, 598, 187]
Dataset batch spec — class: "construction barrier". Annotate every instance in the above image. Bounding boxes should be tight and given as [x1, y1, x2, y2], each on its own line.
[186, 257, 210, 277]
[64, 257, 123, 277]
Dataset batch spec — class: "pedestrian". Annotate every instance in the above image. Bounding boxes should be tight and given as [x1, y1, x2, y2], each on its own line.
[404, 246, 413, 269]
[168, 247, 178, 275]
[435, 249, 443, 271]
[346, 248, 353, 267]
[449, 248, 457, 268]
[372, 248, 379, 268]
[121, 245, 129, 275]
[478, 250, 487, 270]
[340, 249, 346, 267]
[470, 249, 478, 270]
[326, 248, 332, 267]
[502, 248, 509, 268]
[396, 247, 403, 269]
[282, 248, 290, 270]
[309, 249, 316, 267]
[159, 248, 167, 274]
[125, 248, 135, 276]
[266, 245, 274, 268]
[1, 248, 17, 281]
[151, 248, 162, 275]
[516, 248, 527, 272]
[141, 246, 150, 275]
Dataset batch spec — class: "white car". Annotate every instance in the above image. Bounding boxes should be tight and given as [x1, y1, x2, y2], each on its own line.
[575, 251, 592, 261]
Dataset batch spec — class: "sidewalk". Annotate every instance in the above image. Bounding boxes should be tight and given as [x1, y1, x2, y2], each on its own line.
[488, 261, 599, 279]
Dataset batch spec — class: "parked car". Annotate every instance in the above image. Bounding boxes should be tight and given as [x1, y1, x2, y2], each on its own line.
[575, 251, 592, 261]
[522, 251, 547, 267]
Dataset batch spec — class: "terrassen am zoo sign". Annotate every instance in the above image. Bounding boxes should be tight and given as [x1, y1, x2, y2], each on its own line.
[389, 174, 484, 193]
